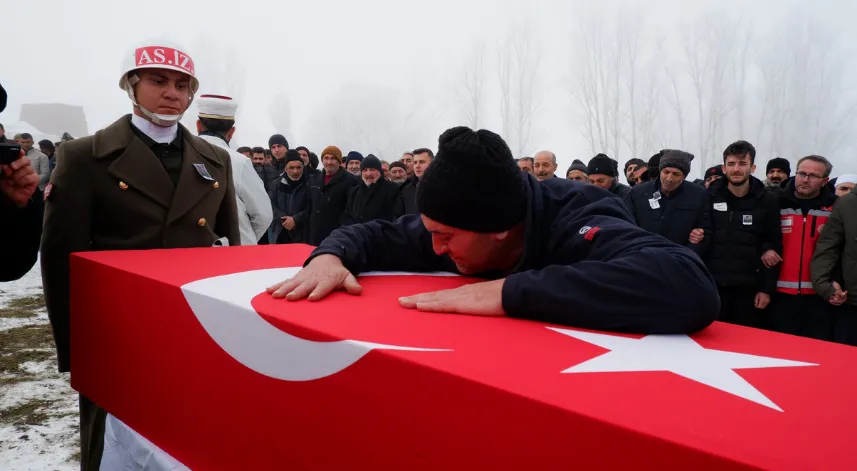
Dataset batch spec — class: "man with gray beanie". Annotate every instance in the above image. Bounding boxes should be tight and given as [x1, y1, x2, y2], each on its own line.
[623, 149, 712, 257]
[267, 127, 719, 335]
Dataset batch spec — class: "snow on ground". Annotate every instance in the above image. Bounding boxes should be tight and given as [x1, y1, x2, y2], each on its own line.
[0, 258, 78, 471]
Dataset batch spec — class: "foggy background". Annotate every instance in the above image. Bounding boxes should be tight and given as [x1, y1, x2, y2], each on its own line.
[2, 0, 855, 181]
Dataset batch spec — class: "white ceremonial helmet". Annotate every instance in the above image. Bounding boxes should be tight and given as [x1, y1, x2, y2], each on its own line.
[118, 40, 200, 126]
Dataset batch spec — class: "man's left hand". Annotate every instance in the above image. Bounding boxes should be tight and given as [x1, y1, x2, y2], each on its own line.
[399, 279, 506, 316]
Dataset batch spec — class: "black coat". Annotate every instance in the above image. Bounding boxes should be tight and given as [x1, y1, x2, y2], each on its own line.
[254, 163, 279, 189]
[310, 173, 719, 334]
[623, 178, 712, 257]
[393, 176, 419, 218]
[307, 168, 360, 245]
[705, 177, 782, 293]
[610, 181, 632, 198]
[0, 196, 42, 281]
[343, 179, 400, 225]
[268, 173, 310, 244]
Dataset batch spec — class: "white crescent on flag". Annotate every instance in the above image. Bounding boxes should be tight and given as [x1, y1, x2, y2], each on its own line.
[180, 267, 455, 381]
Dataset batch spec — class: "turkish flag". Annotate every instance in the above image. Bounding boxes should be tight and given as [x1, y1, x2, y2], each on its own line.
[71, 245, 857, 470]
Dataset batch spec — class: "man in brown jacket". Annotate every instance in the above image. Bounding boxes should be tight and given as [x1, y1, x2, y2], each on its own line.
[41, 41, 240, 471]
[811, 186, 857, 346]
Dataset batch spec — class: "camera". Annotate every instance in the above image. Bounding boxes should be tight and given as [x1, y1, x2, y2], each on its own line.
[0, 143, 22, 165]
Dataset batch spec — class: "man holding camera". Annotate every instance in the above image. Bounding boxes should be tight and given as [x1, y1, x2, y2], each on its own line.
[0, 82, 42, 281]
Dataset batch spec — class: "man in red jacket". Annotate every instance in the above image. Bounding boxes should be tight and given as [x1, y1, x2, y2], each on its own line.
[765, 155, 837, 340]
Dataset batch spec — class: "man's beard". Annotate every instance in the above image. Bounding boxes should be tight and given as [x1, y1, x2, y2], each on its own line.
[391, 177, 406, 183]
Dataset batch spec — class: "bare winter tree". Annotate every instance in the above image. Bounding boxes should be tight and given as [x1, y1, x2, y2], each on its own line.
[454, 45, 487, 129]
[680, 16, 745, 170]
[568, 14, 626, 159]
[497, 27, 544, 157]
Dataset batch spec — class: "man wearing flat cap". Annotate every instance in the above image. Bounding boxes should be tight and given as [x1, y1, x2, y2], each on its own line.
[268, 128, 719, 335]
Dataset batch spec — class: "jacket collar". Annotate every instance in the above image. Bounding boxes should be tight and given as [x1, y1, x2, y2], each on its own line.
[94, 115, 225, 168]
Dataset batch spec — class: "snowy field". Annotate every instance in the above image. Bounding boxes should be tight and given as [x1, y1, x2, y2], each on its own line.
[0, 259, 78, 470]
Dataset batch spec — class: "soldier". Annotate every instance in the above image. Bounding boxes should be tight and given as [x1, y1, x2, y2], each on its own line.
[41, 41, 240, 471]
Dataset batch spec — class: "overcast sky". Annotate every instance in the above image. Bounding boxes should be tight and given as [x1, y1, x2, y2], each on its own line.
[3, 0, 855, 180]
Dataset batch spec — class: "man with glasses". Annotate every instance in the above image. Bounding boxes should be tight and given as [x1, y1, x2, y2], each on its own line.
[765, 155, 838, 340]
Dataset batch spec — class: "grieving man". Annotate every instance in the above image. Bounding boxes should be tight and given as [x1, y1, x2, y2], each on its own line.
[268, 127, 719, 335]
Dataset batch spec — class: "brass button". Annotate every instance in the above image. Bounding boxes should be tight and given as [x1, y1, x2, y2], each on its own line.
[213, 181, 219, 189]
[198, 218, 206, 227]
[119, 181, 128, 190]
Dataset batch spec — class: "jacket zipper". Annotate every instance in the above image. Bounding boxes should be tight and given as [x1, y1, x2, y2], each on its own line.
[798, 216, 806, 295]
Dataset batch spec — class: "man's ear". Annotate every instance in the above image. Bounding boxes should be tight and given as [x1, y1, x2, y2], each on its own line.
[226, 127, 236, 142]
[195, 120, 203, 134]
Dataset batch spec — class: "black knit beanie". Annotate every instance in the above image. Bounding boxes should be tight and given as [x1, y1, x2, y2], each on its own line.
[766, 157, 791, 175]
[566, 159, 587, 176]
[587, 154, 616, 177]
[361, 154, 382, 172]
[346, 151, 364, 163]
[418, 126, 527, 233]
[705, 165, 724, 179]
[659, 150, 695, 176]
[268, 134, 289, 149]
[284, 149, 303, 164]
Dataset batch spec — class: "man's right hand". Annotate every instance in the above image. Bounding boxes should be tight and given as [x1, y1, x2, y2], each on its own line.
[761, 250, 783, 268]
[829, 281, 848, 306]
[0, 153, 38, 207]
[266, 254, 363, 301]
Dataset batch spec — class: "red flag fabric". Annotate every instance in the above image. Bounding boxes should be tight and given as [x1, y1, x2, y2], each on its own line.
[71, 244, 856, 470]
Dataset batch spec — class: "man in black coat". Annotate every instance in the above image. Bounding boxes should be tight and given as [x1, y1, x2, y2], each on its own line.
[307, 145, 359, 246]
[268, 127, 719, 335]
[705, 141, 782, 327]
[587, 154, 631, 198]
[268, 150, 310, 244]
[393, 148, 434, 218]
[343, 155, 399, 225]
[623, 150, 712, 257]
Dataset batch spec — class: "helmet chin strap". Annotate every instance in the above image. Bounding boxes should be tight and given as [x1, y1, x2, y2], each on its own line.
[124, 73, 193, 127]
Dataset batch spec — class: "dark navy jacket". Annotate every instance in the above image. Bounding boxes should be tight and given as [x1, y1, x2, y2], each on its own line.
[308, 173, 719, 334]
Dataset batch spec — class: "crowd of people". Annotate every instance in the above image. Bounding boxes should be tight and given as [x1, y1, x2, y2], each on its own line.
[510, 142, 857, 347]
[2, 40, 856, 470]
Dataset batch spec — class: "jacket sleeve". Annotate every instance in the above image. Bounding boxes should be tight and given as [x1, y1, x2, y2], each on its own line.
[621, 190, 638, 224]
[0, 195, 42, 281]
[41, 143, 94, 373]
[811, 198, 847, 300]
[239, 159, 273, 241]
[759, 194, 783, 294]
[215, 155, 241, 246]
[502, 193, 719, 334]
[268, 179, 287, 222]
[760, 193, 784, 255]
[292, 187, 310, 228]
[37, 153, 51, 187]
[340, 186, 357, 226]
[393, 187, 406, 219]
[690, 190, 713, 256]
[308, 215, 451, 274]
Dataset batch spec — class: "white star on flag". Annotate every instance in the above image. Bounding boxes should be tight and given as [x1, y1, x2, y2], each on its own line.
[549, 327, 818, 412]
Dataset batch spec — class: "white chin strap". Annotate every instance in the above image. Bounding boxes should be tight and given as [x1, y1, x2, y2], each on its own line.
[124, 74, 192, 127]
